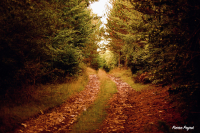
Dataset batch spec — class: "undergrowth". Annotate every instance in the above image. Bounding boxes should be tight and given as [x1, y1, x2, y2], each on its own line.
[71, 69, 117, 132]
[0, 67, 92, 133]
[109, 67, 149, 91]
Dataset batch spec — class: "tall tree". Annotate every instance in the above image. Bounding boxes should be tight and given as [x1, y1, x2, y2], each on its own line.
[0, 0, 99, 93]
[128, 0, 200, 86]
[82, 12, 103, 69]
[105, 0, 149, 68]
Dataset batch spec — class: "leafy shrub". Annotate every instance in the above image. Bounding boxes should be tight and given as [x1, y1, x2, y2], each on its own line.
[99, 50, 118, 72]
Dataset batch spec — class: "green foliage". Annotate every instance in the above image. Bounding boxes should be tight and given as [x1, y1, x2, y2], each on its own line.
[126, 0, 200, 85]
[105, 0, 149, 67]
[90, 55, 101, 70]
[107, 0, 200, 87]
[82, 12, 102, 70]
[0, 0, 51, 90]
[99, 50, 118, 72]
[0, 0, 98, 93]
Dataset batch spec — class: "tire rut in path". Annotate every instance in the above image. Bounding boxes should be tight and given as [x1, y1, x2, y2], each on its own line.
[95, 75, 134, 132]
[15, 74, 100, 133]
[96, 75, 183, 133]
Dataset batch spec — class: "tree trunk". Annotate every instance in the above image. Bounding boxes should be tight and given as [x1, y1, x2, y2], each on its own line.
[118, 52, 121, 68]
[125, 56, 127, 69]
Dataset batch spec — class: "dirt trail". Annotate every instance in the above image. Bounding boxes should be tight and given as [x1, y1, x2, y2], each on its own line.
[15, 74, 100, 133]
[15, 74, 184, 133]
[95, 75, 134, 132]
[95, 75, 183, 133]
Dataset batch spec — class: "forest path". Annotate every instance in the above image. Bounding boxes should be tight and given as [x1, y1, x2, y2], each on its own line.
[94, 75, 133, 132]
[95, 75, 183, 133]
[96, 75, 134, 133]
[14, 73, 184, 133]
[15, 74, 100, 133]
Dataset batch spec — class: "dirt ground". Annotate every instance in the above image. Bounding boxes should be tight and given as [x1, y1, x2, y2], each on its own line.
[14, 74, 186, 133]
[14, 75, 100, 133]
[95, 75, 184, 133]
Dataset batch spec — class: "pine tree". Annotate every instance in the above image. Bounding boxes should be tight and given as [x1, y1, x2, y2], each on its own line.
[105, 0, 149, 68]
[128, 0, 200, 86]
[82, 12, 102, 69]
[0, 0, 99, 92]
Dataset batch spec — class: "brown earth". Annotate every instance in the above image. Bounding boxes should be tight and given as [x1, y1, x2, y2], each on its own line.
[14, 75, 100, 133]
[95, 75, 185, 133]
[14, 74, 187, 133]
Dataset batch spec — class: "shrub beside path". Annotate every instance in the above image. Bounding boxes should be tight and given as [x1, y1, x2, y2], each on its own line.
[15, 74, 100, 133]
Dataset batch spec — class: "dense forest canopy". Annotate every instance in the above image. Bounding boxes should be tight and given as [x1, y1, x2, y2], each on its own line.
[1, 0, 199, 95]
[0, 0, 102, 93]
[105, 0, 200, 87]
[1, 0, 199, 99]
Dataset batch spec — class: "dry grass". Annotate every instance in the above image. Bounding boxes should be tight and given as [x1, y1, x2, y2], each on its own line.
[109, 67, 149, 91]
[86, 67, 97, 75]
[0, 68, 93, 133]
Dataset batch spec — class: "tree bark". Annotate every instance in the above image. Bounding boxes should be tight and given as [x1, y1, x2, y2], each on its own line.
[118, 52, 121, 68]
[125, 56, 127, 69]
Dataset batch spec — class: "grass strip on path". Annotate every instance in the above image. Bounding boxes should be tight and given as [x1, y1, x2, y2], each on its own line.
[71, 69, 117, 133]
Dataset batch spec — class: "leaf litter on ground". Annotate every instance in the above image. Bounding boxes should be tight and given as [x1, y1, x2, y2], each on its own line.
[95, 75, 184, 133]
[14, 71, 185, 133]
[14, 74, 100, 133]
